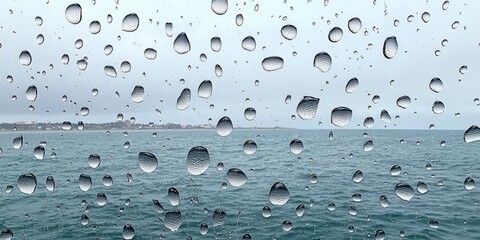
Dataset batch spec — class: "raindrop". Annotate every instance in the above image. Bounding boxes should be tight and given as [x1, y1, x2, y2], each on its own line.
[165, 210, 182, 231]
[216, 116, 233, 136]
[88, 154, 101, 168]
[13, 135, 23, 149]
[152, 199, 164, 213]
[122, 224, 135, 239]
[281, 25, 297, 40]
[451, 21, 459, 29]
[104, 66, 117, 78]
[36, 34, 44, 45]
[96, 193, 107, 206]
[285, 95, 291, 104]
[463, 125, 480, 143]
[380, 110, 391, 122]
[65, 4, 82, 24]
[61, 121, 72, 130]
[236, 14, 244, 26]
[464, 177, 475, 190]
[262, 206, 272, 217]
[241, 36, 256, 51]
[262, 56, 284, 71]
[0, 229, 13, 240]
[383, 36, 398, 59]
[35, 16, 43, 26]
[45, 176, 55, 191]
[227, 168, 248, 187]
[79, 174, 92, 191]
[328, 27, 343, 42]
[352, 170, 363, 183]
[268, 182, 290, 205]
[165, 22, 173, 37]
[331, 107, 352, 127]
[80, 214, 89, 226]
[243, 140, 257, 154]
[168, 187, 180, 206]
[296, 204, 305, 217]
[417, 181, 429, 194]
[432, 101, 445, 114]
[429, 219, 439, 229]
[396, 96, 411, 109]
[200, 223, 208, 235]
[173, 32, 191, 54]
[363, 140, 373, 151]
[120, 61, 131, 73]
[313, 52, 332, 72]
[282, 221, 293, 231]
[102, 175, 113, 187]
[345, 78, 359, 93]
[348, 17, 362, 33]
[76, 59, 87, 70]
[104, 45, 113, 55]
[176, 88, 191, 110]
[144, 48, 157, 60]
[122, 13, 139, 32]
[290, 139, 303, 154]
[394, 183, 414, 201]
[19, 51, 32, 66]
[390, 165, 401, 176]
[211, 37, 222, 52]
[459, 65, 468, 74]
[375, 230, 386, 240]
[80, 107, 89, 116]
[198, 80, 212, 99]
[138, 152, 158, 173]
[211, 0, 228, 15]
[17, 173, 37, 194]
[364, 117, 374, 128]
[212, 209, 227, 226]
[126, 173, 133, 183]
[26, 85, 38, 102]
[442, 1, 449, 10]
[186, 146, 210, 175]
[244, 107, 256, 121]
[429, 77, 443, 93]
[33, 146, 45, 160]
[327, 202, 336, 211]
[215, 64, 223, 77]
[131, 85, 145, 103]
[107, 14, 112, 23]
[296, 96, 319, 120]
[89, 21, 101, 34]
[421, 12, 431, 23]
[379, 195, 389, 207]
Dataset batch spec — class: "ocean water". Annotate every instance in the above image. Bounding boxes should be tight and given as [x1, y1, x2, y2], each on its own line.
[0, 129, 478, 239]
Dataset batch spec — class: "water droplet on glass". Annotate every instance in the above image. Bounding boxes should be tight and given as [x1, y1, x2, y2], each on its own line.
[327, 202, 336, 211]
[216, 116, 233, 136]
[168, 187, 180, 206]
[331, 107, 352, 127]
[364, 117, 374, 128]
[211, 37, 222, 52]
[19, 51, 32, 66]
[102, 175, 113, 187]
[33, 145, 45, 160]
[463, 125, 480, 143]
[131, 85, 145, 103]
[13, 135, 23, 149]
[36, 34, 44, 45]
[451, 21, 459, 29]
[173, 32, 191, 54]
[241, 36, 256, 51]
[80, 214, 89, 226]
[345, 78, 359, 93]
[198, 80, 212, 99]
[262, 206, 272, 217]
[235, 14, 244, 26]
[348, 17, 362, 34]
[281, 24, 297, 40]
[45, 176, 55, 191]
[212, 209, 227, 226]
[144, 48, 157, 60]
[65, 4, 82, 24]
[380, 109, 391, 122]
[375, 230, 386, 240]
[429, 77, 443, 93]
[421, 12, 431, 23]
[176, 88, 191, 110]
[442, 1, 449, 10]
[313, 52, 332, 72]
[296, 96, 319, 120]
[122, 13, 139, 32]
[211, 0, 228, 15]
[432, 101, 445, 114]
[363, 140, 373, 151]
[464, 177, 475, 190]
[268, 182, 290, 205]
[164, 210, 182, 231]
[390, 165, 401, 176]
[76, 59, 87, 70]
[379, 195, 389, 207]
[244, 107, 256, 121]
[18, 173, 37, 194]
[89, 21, 101, 34]
[428, 219, 439, 229]
[96, 192, 107, 206]
[226, 168, 248, 187]
[262, 56, 284, 71]
[243, 140, 257, 154]
[289, 139, 303, 154]
[0, 229, 13, 240]
[61, 121, 72, 130]
[417, 181, 429, 194]
[328, 27, 343, 42]
[104, 45, 113, 55]
[122, 224, 135, 239]
[87, 154, 101, 168]
[103, 65, 117, 78]
[282, 220, 292, 231]
[79, 174, 92, 191]
[394, 183, 414, 201]
[353, 170, 363, 183]
[138, 152, 158, 173]
[25, 85, 38, 103]
[396, 96, 411, 109]
[459, 65, 468, 74]
[296, 204, 305, 217]
[35, 16, 43, 26]
[383, 36, 398, 59]
[186, 146, 210, 175]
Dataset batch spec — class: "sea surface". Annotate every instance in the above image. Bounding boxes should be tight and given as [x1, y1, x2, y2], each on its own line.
[0, 129, 478, 239]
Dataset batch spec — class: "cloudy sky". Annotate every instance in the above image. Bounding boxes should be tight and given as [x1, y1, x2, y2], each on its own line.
[0, 0, 479, 129]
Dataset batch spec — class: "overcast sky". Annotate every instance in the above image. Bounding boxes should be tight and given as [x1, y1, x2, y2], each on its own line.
[0, 0, 479, 130]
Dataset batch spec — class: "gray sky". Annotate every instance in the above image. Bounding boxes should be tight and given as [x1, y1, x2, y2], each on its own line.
[0, 0, 479, 129]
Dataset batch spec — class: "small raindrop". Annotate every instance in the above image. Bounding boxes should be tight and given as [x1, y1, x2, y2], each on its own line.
[390, 165, 401, 176]
[165, 210, 182, 231]
[459, 65, 468, 74]
[296, 96, 319, 120]
[144, 48, 157, 60]
[352, 170, 363, 183]
[268, 182, 290, 205]
[211, 0, 228, 15]
[464, 177, 475, 190]
[282, 221, 293, 231]
[173, 32, 191, 54]
[18, 173, 37, 194]
[0, 229, 13, 240]
[165, 22, 173, 37]
[138, 152, 158, 173]
[200, 223, 208, 235]
[429, 77, 443, 93]
[122, 224, 135, 239]
[396, 96, 411, 109]
[262, 206, 272, 217]
[331, 107, 352, 127]
[96, 192, 107, 206]
[281, 25, 297, 40]
[33, 145, 45, 160]
[421, 12, 431, 23]
[45, 176, 55, 191]
[131, 85, 145, 103]
[429, 219, 439, 229]
[417, 181, 429, 194]
[236, 14, 244, 26]
[226, 168, 248, 187]
[363, 140, 373, 151]
[380, 110, 391, 122]
[122, 13, 139, 32]
[383, 36, 398, 59]
[348, 17, 362, 33]
[289, 139, 303, 154]
[379, 195, 389, 207]
[442, 1, 449, 10]
[13, 135, 23, 149]
[212, 209, 227, 226]
[375, 230, 386, 240]
[104, 45, 113, 55]
[36, 34, 44, 45]
[198, 80, 212, 99]
[104, 66, 117, 78]
[262, 56, 284, 71]
[463, 125, 480, 143]
[26, 85, 38, 102]
[364, 117, 374, 128]
[345, 78, 359, 93]
[102, 175, 113, 187]
[328, 27, 343, 42]
[89, 21, 101, 34]
[88, 154, 101, 168]
[35, 16, 43, 26]
[243, 140, 257, 154]
[432, 101, 445, 114]
[168, 187, 180, 206]
[176, 88, 191, 110]
[285, 95, 291, 104]
[186, 146, 210, 175]
[65, 4, 82, 24]
[79, 174, 92, 191]
[216, 116, 233, 136]
[244, 107, 256, 121]
[19, 51, 32, 66]
[120, 61, 131, 73]
[313, 52, 332, 72]
[296, 204, 305, 217]
[241, 36, 256, 51]
[211, 37, 222, 52]
[394, 183, 414, 201]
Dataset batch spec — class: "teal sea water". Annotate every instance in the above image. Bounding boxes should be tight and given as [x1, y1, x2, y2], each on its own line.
[0, 129, 478, 239]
